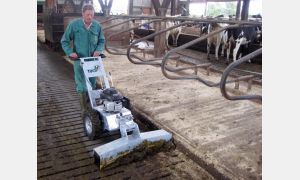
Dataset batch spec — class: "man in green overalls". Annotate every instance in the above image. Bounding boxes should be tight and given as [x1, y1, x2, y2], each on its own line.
[61, 4, 105, 113]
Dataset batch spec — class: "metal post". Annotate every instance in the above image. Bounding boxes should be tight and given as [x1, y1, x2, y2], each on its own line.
[128, 0, 133, 15]
[241, 0, 250, 20]
[171, 0, 178, 16]
[236, 0, 242, 20]
[186, 0, 190, 16]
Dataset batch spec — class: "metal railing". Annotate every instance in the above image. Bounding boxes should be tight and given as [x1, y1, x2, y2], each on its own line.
[103, 18, 138, 31]
[220, 48, 262, 101]
[109, 15, 262, 26]
[105, 19, 162, 55]
[161, 24, 241, 87]
[99, 17, 119, 24]
[160, 23, 261, 100]
[102, 15, 262, 101]
[127, 21, 193, 65]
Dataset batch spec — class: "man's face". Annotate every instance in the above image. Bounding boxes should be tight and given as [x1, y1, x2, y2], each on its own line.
[82, 9, 94, 24]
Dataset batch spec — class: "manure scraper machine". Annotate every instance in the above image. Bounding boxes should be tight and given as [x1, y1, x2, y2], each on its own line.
[80, 56, 173, 170]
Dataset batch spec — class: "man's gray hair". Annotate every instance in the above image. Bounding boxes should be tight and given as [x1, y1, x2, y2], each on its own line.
[82, 4, 94, 13]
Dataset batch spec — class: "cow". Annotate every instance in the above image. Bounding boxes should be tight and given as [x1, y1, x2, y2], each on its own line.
[201, 22, 229, 61]
[164, 14, 185, 49]
[165, 20, 182, 48]
[225, 25, 262, 62]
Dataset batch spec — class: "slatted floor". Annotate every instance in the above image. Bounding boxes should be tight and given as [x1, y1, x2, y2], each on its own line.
[37, 42, 214, 179]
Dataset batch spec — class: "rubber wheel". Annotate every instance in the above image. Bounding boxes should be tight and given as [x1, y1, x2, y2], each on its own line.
[83, 102, 103, 140]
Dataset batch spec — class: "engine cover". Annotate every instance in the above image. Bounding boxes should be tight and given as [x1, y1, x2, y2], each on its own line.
[101, 87, 123, 102]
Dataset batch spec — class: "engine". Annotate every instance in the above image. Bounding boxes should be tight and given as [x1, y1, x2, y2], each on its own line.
[101, 88, 124, 112]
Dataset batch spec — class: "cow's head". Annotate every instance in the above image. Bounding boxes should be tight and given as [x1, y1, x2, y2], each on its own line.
[200, 23, 209, 35]
[235, 31, 249, 46]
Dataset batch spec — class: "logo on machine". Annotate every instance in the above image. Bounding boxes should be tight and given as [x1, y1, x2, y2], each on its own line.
[87, 65, 99, 73]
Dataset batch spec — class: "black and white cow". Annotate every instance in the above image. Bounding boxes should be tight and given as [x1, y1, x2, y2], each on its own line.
[166, 20, 182, 48]
[165, 14, 184, 48]
[201, 22, 229, 60]
[225, 26, 262, 62]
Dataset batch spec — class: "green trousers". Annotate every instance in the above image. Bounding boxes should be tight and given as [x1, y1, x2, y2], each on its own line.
[73, 60, 96, 93]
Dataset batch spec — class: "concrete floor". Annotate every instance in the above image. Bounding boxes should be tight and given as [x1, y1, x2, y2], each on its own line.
[99, 52, 262, 180]
[38, 29, 262, 179]
[37, 42, 215, 179]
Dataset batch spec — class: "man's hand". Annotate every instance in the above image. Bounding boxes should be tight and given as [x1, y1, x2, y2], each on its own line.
[93, 51, 101, 57]
[69, 53, 78, 60]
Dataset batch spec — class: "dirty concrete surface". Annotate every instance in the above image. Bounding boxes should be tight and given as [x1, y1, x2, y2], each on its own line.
[100, 52, 262, 180]
[37, 41, 215, 179]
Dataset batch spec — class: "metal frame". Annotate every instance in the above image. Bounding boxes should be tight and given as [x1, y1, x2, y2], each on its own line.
[105, 19, 163, 55]
[127, 21, 193, 65]
[160, 23, 261, 100]
[220, 48, 262, 101]
[161, 24, 240, 86]
[103, 18, 138, 31]
[109, 15, 262, 25]
[102, 18, 142, 54]
[99, 17, 119, 24]
[102, 15, 262, 101]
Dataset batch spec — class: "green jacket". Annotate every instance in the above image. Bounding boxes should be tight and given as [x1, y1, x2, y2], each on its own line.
[61, 18, 105, 58]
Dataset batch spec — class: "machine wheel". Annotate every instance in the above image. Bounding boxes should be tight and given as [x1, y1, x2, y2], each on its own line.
[83, 102, 103, 140]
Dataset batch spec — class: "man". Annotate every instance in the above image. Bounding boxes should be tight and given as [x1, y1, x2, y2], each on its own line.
[61, 4, 105, 113]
